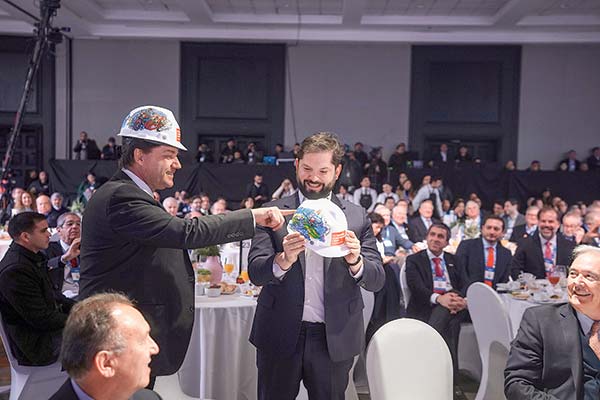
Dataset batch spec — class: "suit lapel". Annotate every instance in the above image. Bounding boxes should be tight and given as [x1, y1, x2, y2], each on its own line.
[532, 234, 545, 271]
[324, 195, 346, 274]
[559, 304, 583, 397]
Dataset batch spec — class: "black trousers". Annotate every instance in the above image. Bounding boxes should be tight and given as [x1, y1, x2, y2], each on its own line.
[428, 305, 468, 381]
[256, 322, 353, 400]
[366, 262, 404, 345]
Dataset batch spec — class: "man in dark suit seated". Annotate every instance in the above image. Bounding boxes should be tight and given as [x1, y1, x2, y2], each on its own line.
[405, 223, 467, 378]
[0, 212, 74, 365]
[509, 205, 539, 245]
[49, 192, 69, 229]
[408, 199, 439, 243]
[248, 132, 385, 400]
[45, 212, 82, 298]
[50, 293, 161, 400]
[505, 245, 600, 399]
[456, 215, 513, 291]
[510, 207, 576, 279]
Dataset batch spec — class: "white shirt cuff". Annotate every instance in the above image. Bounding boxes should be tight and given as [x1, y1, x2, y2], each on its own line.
[350, 263, 364, 280]
[272, 262, 288, 280]
[430, 293, 440, 305]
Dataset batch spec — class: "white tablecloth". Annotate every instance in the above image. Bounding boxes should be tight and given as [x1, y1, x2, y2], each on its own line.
[500, 294, 567, 338]
[178, 293, 258, 400]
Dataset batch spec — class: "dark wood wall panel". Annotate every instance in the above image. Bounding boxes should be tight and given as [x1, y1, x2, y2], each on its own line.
[409, 45, 521, 163]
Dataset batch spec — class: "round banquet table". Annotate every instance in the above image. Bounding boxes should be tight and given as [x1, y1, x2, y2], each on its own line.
[499, 293, 567, 338]
[178, 293, 258, 400]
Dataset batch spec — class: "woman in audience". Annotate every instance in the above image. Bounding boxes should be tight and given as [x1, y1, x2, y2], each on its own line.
[444, 198, 465, 228]
[240, 197, 255, 209]
[419, 174, 431, 189]
[271, 178, 297, 200]
[14, 191, 34, 215]
[397, 172, 408, 187]
[397, 179, 415, 204]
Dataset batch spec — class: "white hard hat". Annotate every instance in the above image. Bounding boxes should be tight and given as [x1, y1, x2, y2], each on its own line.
[118, 105, 187, 151]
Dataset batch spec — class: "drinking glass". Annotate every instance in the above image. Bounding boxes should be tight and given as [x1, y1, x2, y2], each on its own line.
[223, 260, 235, 282]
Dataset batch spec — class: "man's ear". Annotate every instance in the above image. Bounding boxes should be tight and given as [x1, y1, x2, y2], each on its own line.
[94, 350, 117, 378]
[133, 148, 144, 165]
[334, 164, 342, 180]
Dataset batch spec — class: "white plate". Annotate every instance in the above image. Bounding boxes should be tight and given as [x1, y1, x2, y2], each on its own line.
[287, 198, 350, 258]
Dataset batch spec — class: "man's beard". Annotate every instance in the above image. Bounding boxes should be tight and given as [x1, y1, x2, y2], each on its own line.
[297, 177, 335, 200]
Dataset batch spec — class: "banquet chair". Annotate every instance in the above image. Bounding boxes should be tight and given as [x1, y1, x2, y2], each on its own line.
[296, 288, 375, 400]
[467, 282, 513, 400]
[366, 318, 453, 400]
[0, 314, 66, 400]
[458, 322, 482, 381]
[399, 262, 410, 310]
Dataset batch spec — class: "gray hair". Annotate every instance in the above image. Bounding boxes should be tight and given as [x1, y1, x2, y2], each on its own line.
[57, 212, 80, 228]
[162, 196, 178, 207]
[60, 293, 134, 379]
[50, 192, 63, 201]
[571, 245, 600, 266]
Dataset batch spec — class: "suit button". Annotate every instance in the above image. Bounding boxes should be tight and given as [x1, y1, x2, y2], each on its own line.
[189, 306, 194, 313]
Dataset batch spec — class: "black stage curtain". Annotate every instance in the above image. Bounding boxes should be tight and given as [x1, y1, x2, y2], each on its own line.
[48, 160, 599, 210]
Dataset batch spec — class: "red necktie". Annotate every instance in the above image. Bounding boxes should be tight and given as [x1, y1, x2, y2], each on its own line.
[70, 258, 78, 268]
[485, 247, 494, 287]
[544, 241, 552, 260]
[433, 257, 443, 278]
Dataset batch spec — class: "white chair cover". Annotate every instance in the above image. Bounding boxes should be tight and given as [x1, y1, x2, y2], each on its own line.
[366, 318, 453, 400]
[399, 261, 410, 309]
[467, 282, 513, 400]
[0, 314, 66, 400]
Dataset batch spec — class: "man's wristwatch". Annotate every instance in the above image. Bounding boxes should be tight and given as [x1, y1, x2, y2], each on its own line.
[346, 255, 362, 267]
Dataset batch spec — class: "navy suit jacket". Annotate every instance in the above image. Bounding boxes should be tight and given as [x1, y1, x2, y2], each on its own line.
[509, 225, 536, 245]
[407, 215, 440, 243]
[248, 193, 385, 362]
[49, 379, 162, 400]
[510, 233, 576, 279]
[505, 303, 582, 400]
[405, 250, 464, 322]
[455, 238, 512, 290]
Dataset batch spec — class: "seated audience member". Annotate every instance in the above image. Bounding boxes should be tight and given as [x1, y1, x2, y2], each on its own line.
[271, 178, 297, 200]
[353, 176, 378, 212]
[510, 207, 576, 279]
[49, 192, 69, 228]
[366, 147, 388, 191]
[335, 184, 354, 203]
[161, 197, 178, 217]
[50, 293, 161, 400]
[246, 173, 270, 207]
[28, 170, 50, 196]
[219, 138, 238, 164]
[492, 200, 505, 218]
[390, 201, 417, 250]
[562, 211, 585, 243]
[580, 162, 590, 172]
[195, 143, 214, 163]
[7, 187, 25, 218]
[210, 198, 228, 215]
[510, 205, 539, 244]
[558, 149, 581, 172]
[437, 177, 453, 205]
[176, 191, 191, 217]
[240, 197, 255, 209]
[456, 215, 512, 290]
[412, 176, 444, 219]
[77, 172, 98, 204]
[396, 179, 415, 203]
[504, 160, 516, 171]
[366, 212, 404, 344]
[245, 142, 262, 164]
[587, 146, 600, 171]
[374, 205, 413, 255]
[503, 198, 526, 240]
[376, 183, 399, 205]
[101, 137, 119, 160]
[36, 194, 52, 219]
[383, 196, 397, 211]
[505, 245, 600, 399]
[582, 211, 600, 247]
[0, 212, 74, 365]
[408, 199, 439, 243]
[454, 146, 472, 163]
[528, 160, 542, 172]
[430, 143, 450, 167]
[388, 143, 411, 172]
[405, 223, 467, 377]
[73, 131, 101, 160]
[443, 198, 465, 228]
[452, 200, 484, 240]
[232, 150, 245, 164]
[46, 212, 82, 299]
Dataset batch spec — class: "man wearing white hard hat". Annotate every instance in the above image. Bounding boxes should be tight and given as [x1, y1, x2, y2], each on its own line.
[79, 105, 291, 383]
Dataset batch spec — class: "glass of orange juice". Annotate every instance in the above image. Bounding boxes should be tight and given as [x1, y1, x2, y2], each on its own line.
[240, 269, 250, 283]
[223, 258, 235, 282]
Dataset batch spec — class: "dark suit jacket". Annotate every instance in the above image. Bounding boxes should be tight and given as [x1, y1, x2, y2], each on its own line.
[509, 225, 536, 245]
[558, 158, 581, 171]
[407, 215, 440, 243]
[248, 194, 385, 362]
[0, 242, 74, 365]
[455, 238, 512, 290]
[44, 241, 70, 297]
[505, 303, 583, 400]
[73, 139, 101, 160]
[79, 170, 256, 375]
[48, 207, 69, 229]
[510, 233, 576, 279]
[49, 379, 162, 400]
[405, 250, 464, 322]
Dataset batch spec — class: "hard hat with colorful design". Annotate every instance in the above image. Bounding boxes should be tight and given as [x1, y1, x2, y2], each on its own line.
[118, 105, 187, 151]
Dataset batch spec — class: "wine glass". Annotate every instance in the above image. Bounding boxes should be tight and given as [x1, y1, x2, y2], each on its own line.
[223, 258, 235, 282]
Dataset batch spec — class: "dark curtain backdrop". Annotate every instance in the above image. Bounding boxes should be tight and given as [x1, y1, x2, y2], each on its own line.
[48, 160, 599, 210]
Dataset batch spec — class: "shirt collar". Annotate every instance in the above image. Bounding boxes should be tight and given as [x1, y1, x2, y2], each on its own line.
[121, 168, 154, 198]
[298, 191, 332, 203]
[70, 379, 94, 400]
[575, 310, 595, 336]
[539, 232, 557, 247]
[482, 238, 497, 250]
[426, 249, 444, 262]
[60, 240, 70, 252]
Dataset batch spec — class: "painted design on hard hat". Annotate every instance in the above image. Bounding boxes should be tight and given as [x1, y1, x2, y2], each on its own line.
[124, 108, 172, 137]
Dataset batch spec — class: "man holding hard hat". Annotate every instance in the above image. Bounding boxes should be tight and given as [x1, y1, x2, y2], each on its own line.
[79, 105, 290, 380]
